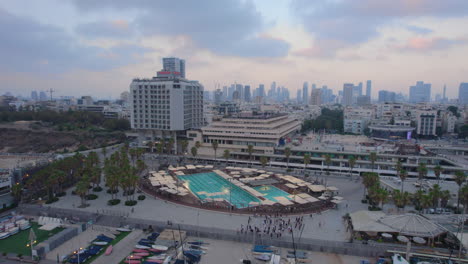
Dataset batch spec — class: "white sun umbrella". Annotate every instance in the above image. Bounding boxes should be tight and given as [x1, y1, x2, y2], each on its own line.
[381, 233, 392, 239]
[413, 237, 426, 244]
[397, 235, 409, 243]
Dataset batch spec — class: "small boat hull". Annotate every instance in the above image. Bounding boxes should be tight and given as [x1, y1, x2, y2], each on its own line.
[105, 245, 113, 256]
[152, 245, 168, 251]
[93, 241, 108, 246]
[135, 245, 150, 249]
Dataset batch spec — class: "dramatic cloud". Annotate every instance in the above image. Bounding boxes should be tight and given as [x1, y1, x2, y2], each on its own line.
[0, 8, 153, 73]
[76, 19, 134, 39]
[71, 0, 290, 58]
[291, 0, 468, 56]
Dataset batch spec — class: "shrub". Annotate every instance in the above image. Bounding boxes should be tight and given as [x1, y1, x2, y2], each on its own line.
[368, 205, 381, 211]
[56, 192, 66, 197]
[2, 252, 7, 256]
[107, 189, 118, 194]
[45, 197, 59, 204]
[361, 199, 368, 204]
[85, 194, 98, 200]
[137, 195, 146, 201]
[17, 253, 23, 258]
[107, 199, 120, 206]
[93, 186, 103, 192]
[125, 200, 137, 206]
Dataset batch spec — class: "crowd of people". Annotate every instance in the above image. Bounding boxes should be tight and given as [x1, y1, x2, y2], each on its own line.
[238, 214, 306, 239]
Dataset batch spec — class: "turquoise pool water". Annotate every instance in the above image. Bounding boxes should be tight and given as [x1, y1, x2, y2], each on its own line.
[177, 172, 260, 208]
[252, 185, 292, 202]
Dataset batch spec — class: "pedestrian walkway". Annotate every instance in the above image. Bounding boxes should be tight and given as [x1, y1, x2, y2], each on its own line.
[91, 229, 144, 264]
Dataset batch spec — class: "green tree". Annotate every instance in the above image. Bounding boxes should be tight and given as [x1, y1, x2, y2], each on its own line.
[433, 165, 442, 185]
[420, 194, 433, 213]
[399, 169, 408, 193]
[223, 149, 230, 166]
[392, 190, 411, 210]
[11, 183, 22, 204]
[454, 171, 466, 213]
[156, 143, 164, 160]
[429, 184, 442, 208]
[440, 190, 451, 208]
[212, 141, 219, 160]
[181, 140, 189, 155]
[284, 147, 291, 169]
[348, 156, 356, 179]
[147, 141, 154, 153]
[195, 141, 201, 149]
[369, 152, 377, 172]
[136, 159, 147, 174]
[303, 153, 311, 173]
[75, 177, 89, 207]
[260, 156, 269, 168]
[362, 172, 379, 198]
[191, 147, 198, 164]
[247, 145, 254, 165]
[417, 162, 428, 191]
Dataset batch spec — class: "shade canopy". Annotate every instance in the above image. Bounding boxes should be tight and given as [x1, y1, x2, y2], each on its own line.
[379, 214, 446, 238]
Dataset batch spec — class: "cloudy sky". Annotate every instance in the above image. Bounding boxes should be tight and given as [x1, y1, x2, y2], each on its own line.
[1, 0, 467, 99]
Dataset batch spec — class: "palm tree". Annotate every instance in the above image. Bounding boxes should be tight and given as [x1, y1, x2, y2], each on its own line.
[211, 141, 219, 160]
[168, 137, 175, 155]
[181, 140, 189, 155]
[136, 159, 147, 174]
[303, 154, 311, 173]
[195, 141, 201, 149]
[434, 165, 442, 185]
[324, 154, 331, 186]
[417, 162, 428, 191]
[369, 152, 377, 172]
[191, 146, 198, 164]
[454, 171, 466, 213]
[260, 156, 268, 168]
[399, 169, 408, 193]
[362, 172, 379, 198]
[11, 183, 22, 204]
[156, 143, 164, 160]
[147, 141, 154, 153]
[76, 177, 89, 208]
[440, 190, 451, 209]
[392, 190, 411, 211]
[223, 149, 230, 166]
[348, 156, 356, 179]
[375, 187, 389, 209]
[413, 189, 425, 212]
[247, 145, 254, 165]
[420, 194, 433, 214]
[429, 184, 442, 208]
[284, 148, 291, 169]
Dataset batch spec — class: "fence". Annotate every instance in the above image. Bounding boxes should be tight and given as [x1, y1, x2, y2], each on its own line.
[20, 204, 398, 257]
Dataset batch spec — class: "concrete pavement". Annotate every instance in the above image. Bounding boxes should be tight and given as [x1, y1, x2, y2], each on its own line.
[91, 229, 143, 264]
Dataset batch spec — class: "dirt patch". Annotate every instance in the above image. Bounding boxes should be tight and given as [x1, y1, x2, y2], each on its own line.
[0, 127, 124, 153]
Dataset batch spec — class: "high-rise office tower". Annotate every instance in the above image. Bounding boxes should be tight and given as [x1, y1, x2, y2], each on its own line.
[378, 90, 396, 103]
[366, 80, 372, 99]
[302, 82, 309, 104]
[310, 89, 322, 105]
[244, 85, 251, 102]
[214, 89, 223, 104]
[443, 85, 447, 102]
[258, 84, 265, 98]
[162, 57, 186, 78]
[343, 83, 354, 106]
[222, 86, 228, 101]
[228, 84, 235, 100]
[31, 91, 38, 101]
[409, 81, 431, 103]
[235, 84, 243, 100]
[39, 91, 48, 101]
[296, 90, 302, 103]
[459, 83, 468, 105]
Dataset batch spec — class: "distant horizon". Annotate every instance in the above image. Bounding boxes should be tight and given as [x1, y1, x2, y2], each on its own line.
[0, 0, 467, 98]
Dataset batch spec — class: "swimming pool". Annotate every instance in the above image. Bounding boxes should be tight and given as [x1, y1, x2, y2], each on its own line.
[252, 185, 292, 202]
[177, 172, 260, 208]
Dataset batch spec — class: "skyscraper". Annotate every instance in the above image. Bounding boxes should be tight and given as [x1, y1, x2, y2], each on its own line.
[302, 82, 309, 104]
[366, 80, 372, 99]
[244, 85, 251, 102]
[459, 83, 468, 105]
[310, 88, 322, 105]
[31, 91, 38, 101]
[162, 57, 186, 78]
[296, 89, 302, 103]
[214, 89, 223, 104]
[222, 86, 228, 101]
[378, 90, 396, 103]
[235, 84, 243, 100]
[343, 83, 354, 106]
[409, 81, 431, 103]
[258, 84, 265, 97]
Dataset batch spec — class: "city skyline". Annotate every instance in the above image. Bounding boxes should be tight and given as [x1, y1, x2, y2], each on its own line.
[1, 1, 468, 98]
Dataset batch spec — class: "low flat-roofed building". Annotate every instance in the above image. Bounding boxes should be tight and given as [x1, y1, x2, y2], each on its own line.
[187, 112, 300, 158]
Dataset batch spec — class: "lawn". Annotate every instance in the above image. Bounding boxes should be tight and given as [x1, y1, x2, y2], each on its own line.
[0, 222, 64, 256]
[75, 230, 130, 264]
